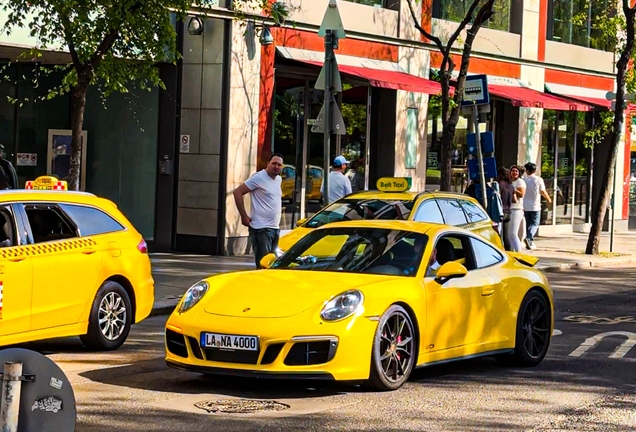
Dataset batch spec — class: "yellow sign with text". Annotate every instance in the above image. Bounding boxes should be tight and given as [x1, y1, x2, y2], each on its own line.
[25, 176, 68, 191]
[376, 177, 412, 192]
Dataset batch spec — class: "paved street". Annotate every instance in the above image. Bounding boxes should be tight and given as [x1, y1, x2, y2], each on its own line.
[20, 267, 636, 431]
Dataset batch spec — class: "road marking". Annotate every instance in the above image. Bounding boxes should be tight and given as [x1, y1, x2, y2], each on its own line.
[569, 331, 636, 359]
[564, 315, 636, 325]
[552, 329, 562, 336]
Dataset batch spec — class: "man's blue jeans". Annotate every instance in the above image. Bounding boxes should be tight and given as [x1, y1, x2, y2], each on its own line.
[249, 227, 280, 268]
[525, 211, 541, 242]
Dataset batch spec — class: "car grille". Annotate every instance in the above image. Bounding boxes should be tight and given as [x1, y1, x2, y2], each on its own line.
[166, 329, 188, 358]
[203, 348, 260, 365]
[187, 336, 204, 360]
[260, 343, 285, 365]
[284, 341, 337, 366]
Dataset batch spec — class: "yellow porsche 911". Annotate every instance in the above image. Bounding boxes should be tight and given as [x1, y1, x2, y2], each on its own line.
[165, 220, 553, 391]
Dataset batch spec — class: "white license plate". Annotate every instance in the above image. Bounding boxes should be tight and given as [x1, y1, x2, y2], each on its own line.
[200, 333, 259, 351]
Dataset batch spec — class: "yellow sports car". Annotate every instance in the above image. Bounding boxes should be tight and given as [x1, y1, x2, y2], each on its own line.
[165, 220, 553, 391]
[278, 177, 503, 254]
[0, 176, 154, 350]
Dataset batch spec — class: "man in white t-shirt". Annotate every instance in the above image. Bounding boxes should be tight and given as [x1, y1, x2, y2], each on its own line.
[523, 162, 552, 250]
[321, 155, 352, 205]
[233, 154, 283, 268]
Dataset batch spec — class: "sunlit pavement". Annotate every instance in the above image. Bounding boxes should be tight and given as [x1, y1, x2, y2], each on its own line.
[14, 267, 636, 431]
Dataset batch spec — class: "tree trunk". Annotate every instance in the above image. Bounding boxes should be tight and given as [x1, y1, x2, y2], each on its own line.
[69, 78, 89, 191]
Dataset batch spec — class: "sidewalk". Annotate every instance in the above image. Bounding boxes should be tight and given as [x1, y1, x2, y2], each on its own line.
[149, 231, 636, 316]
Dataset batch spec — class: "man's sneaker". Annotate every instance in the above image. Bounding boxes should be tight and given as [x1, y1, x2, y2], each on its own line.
[524, 238, 532, 250]
[529, 241, 537, 250]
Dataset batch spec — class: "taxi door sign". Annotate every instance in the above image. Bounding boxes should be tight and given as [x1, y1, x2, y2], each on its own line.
[376, 177, 412, 192]
[25, 176, 68, 191]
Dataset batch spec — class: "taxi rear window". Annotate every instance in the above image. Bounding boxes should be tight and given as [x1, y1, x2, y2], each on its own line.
[305, 199, 414, 228]
[60, 204, 125, 236]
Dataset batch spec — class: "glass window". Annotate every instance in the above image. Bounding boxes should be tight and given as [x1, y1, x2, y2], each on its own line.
[550, 0, 612, 50]
[426, 234, 472, 276]
[470, 237, 503, 268]
[305, 199, 414, 228]
[272, 227, 429, 277]
[344, 0, 385, 6]
[413, 199, 445, 224]
[459, 199, 489, 223]
[60, 204, 125, 236]
[436, 199, 469, 226]
[0, 206, 16, 248]
[24, 205, 77, 244]
[435, 0, 511, 32]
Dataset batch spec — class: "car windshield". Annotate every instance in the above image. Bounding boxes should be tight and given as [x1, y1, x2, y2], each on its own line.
[305, 199, 414, 228]
[271, 227, 428, 277]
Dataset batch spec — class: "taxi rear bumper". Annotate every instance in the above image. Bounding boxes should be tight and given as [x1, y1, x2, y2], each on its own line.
[134, 276, 155, 323]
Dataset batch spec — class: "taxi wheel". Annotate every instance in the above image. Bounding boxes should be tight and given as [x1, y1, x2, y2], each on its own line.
[367, 305, 416, 391]
[496, 290, 551, 367]
[80, 281, 132, 351]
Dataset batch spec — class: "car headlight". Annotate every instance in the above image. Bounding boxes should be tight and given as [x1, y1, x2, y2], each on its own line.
[179, 281, 209, 313]
[320, 290, 364, 322]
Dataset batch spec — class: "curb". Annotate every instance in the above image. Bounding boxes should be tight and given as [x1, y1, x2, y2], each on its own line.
[149, 299, 179, 317]
[538, 257, 636, 273]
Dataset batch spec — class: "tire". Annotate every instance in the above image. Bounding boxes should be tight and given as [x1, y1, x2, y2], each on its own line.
[367, 305, 417, 391]
[496, 290, 551, 367]
[80, 281, 132, 351]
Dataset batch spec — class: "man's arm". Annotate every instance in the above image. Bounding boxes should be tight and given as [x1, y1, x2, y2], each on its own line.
[344, 176, 352, 196]
[232, 183, 252, 227]
[540, 179, 552, 203]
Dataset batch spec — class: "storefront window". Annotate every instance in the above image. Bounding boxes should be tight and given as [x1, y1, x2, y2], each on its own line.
[435, 0, 511, 32]
[550, 0, 612, 50]
[541, 110, 557, 226]
[344, 0, 386, 6]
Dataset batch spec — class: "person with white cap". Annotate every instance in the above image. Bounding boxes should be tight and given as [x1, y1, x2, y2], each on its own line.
[321, 155, 352, 205]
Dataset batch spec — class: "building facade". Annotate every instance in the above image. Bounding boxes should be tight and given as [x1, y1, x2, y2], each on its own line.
[0, 0, 629, 254]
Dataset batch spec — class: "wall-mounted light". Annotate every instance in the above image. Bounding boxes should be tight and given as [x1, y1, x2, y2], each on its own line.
[259, 27, 274, 45]
[246, 21, 275, 47]
[187, 17, 204, 36]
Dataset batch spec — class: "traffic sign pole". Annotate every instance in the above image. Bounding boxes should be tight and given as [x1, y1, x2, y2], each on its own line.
[323, 29, 334, 206]
[472, 103, 488, 210]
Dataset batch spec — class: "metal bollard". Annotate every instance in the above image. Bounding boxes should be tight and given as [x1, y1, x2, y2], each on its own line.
[0, 361, 22, 432]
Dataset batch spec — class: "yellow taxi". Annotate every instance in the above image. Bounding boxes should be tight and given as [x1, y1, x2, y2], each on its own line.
[0, 176, 154, 350]
[278, 177, 503, 253]
[281, 165, 323, 202]
[165, 220, 553, 390]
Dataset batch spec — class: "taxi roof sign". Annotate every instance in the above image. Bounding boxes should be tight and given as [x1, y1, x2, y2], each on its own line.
[376, 177, 412, 192]
[25, 176, 68, 191]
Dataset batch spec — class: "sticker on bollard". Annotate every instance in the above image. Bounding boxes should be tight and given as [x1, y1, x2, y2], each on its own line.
[0, 348, 75, 432]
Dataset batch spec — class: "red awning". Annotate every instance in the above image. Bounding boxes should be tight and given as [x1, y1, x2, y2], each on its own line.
[555, 94, 612, 109]
[488, 84, 593, 111]
[300, 59, 442, 95]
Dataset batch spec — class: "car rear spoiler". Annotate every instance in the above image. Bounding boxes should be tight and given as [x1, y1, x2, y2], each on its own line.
[508, 252, 540, 267]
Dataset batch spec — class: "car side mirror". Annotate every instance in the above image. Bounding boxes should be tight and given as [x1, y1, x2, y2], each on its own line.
[296, 218, 307, 227]
[434, 261, 468, 285]
[259, 253, 277, 269]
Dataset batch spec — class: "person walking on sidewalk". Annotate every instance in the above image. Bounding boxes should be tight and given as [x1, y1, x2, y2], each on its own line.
[523, 162, 551, 250]
[321, 155, 352, 205]
[0, 145, 18, 189]
[233, 153, 284, 268]
[496, 167, 513, 249]
[506, 165, 526, 252]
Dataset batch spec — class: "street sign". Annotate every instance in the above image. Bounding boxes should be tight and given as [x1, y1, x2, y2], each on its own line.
[318, 0, 346, 40]
[311, 96, 346, 135]
[467, 132, 494, 155]
[467, 156, 497, 180]
[461, 74, 490, 106]
[316, 57, 343, 93]
[179, 135, 190, 153]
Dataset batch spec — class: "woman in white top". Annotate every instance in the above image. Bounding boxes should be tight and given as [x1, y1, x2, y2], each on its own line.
[507, 165, 526, 252]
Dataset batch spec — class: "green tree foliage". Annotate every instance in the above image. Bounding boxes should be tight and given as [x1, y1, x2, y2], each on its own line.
[0, 0, 287, 190]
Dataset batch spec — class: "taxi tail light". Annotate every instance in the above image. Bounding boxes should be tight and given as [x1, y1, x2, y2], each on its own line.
[137, 239, 148, 254]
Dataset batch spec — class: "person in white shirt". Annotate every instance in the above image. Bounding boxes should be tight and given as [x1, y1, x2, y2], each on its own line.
[233, 153, 284, 268]
[523, 162, 552, 250]
[321, 155, 352, 205]
[506, 165, 526, 252]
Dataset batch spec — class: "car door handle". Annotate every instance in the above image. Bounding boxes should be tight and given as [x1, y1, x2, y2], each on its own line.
[82, 247, 97, 255]
[481, 289, 495, 297]
[8, 255, 25, 262]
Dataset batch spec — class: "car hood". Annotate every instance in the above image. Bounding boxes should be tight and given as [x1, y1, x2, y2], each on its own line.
[202, 270, 398, 318]
[278, 227, 313, 252]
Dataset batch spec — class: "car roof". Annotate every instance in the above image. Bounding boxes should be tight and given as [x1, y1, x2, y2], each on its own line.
[345, 190, 481, 204]
[314, 219, 463, 237]
[0, 190, 116, 209]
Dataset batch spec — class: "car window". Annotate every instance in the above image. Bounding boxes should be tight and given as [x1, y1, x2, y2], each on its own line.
[59, 204, 125, 236]
[282, 167, 295, 179]
[24, 204, 78, 244]
[426, 234, 475, 277]
[436, 199, 469, 226]
[305, 199, 414, 228]
[413, 199, 445, 224]
[460, 200, 489, 223]
[470, 237, 504, 268]
[0, 205, 16, 248]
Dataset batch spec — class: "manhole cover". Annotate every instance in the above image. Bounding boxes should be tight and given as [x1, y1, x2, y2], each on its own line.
[194, 399, 290, 414]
